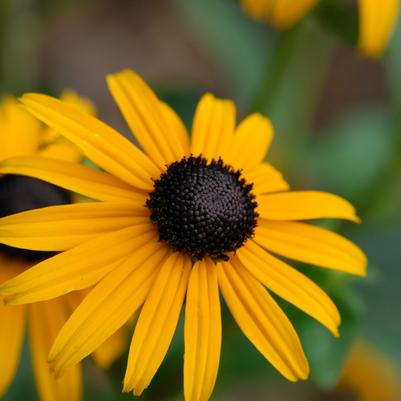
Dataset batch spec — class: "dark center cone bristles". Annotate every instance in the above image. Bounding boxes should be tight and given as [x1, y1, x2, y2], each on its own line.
[147, 155, 258, 262]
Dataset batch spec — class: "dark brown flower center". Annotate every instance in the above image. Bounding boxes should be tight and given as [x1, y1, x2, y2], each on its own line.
[146, 156, 258, 261]
[0, 174, 71, 263]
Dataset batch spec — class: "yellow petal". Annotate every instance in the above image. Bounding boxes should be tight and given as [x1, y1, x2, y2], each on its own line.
[0, 156, 144, 203]
[184, 258, 221, 401]
[124, 252, 191, 395]
[257, 191, 360, 222]
[245, 162, 289, 195]
[358, 0, 400, 57]
[0, 202, 148, 251]
[217, 261, 309, 381]
[191, 93, 236, 161]
[29, 299, 82, 401]
[0, 225, 157, 305]
[254, 220, 367, 276]
[107, 70, 189, 168]
[0, 96, 41, 161]
[49, 241, 169, 374]
[37, 143, 82, 163]
[236, 241, 341, 335]
[92, 326, 128, 370]
[240, 0, 270, 22]
[270, 0, 318, 29]
[0, 295, 25, 396]
[159, 101, 190, 155]
[226, 113, 273, 172]
[20, 93, 159, 190]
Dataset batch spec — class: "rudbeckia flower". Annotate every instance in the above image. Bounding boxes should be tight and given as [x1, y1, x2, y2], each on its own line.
[0, 70, 366, 401]
[241, 0, 400, 57]
[0, 94, 125, 401]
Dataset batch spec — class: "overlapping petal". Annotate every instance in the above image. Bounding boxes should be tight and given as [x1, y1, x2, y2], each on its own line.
[254, 220, 367, 276]
[20, 93, 159, 190]
[257, 191, 360, 222]
[107, 70, 189, 168]
[217, 260, 309, 381]
[245, 162, 289, 195]
[124, 252, 191, 395]
[236, 241, 341, 335]
[0, 156, 143, 203]
[49, 241, 169, 374]
[0, 225, 157, 305]
[184, 258, 221, 401]
[0, 202, 148, 251]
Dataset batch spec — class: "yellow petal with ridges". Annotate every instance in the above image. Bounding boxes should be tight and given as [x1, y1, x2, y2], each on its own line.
[29, 299, 82, 401]
[191, 93, 236, 161]
[184, 258, 221, 401]
[227, 113, 273, 172]
[254, 220, 367, 276]
[20, 93, 159, 190]
[245, 162, 289, 195]
[49, 242, 169, 374]
[358, 0, 400, 57]
[217, 261, 309, 381]
[257, 191, 360, 222]
[107, 70, 188, 168]
[124, 252, 191, 395]
[236, 241, 341, 335]
[0, 202, 148, 251]
[0, 225, 157, 305]
[0, 156, 144, 203]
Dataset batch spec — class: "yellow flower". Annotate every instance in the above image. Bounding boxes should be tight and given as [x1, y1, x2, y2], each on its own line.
[0, 69, 367, 401]
[241, 0, 400, 56]
[0, 94, 124, 401]
[336, 341, 401, 401]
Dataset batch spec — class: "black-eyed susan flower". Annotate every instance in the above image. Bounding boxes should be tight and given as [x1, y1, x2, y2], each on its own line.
[335, 341, 401, 401]
[241, 0, 400, 57]
[0, 70, 366, 401]
[0, 94, 125, 401]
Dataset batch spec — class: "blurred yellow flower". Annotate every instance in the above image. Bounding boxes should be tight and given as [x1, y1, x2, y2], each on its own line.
[0, 69, 366, 401]
[337, 341, 401, 401]
[0, 94, 125, 401]
[241, 0, 400, 56]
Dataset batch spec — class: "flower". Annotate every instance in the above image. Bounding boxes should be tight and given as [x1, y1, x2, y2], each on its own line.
[241, 0, 400, 57]
[0, 69, 367, 401]
[335, 341, 401, 401]
[0, 94, 125, 401]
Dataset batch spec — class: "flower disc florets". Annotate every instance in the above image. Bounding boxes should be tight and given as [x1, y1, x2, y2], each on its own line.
[0, 175, 71, 262]
[146, 156, 258, 261]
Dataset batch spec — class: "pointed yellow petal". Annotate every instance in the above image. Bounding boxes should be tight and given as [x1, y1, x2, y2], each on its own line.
[107, 70, 189, 168]
[258, 191, 360, 222]
[124, 252, 191, 395]
[270, 0, 318, 29]
[217, 261, 309, 381]
[92, 326, 128, 370]
[191, 94, 236, 161]
[0, 292, 25, 396]
[358, 0, 400, 57]
[227, 113, 273, 172]
[20, 93, 160, 190]
[29, 299, 82, 401]
[237, 241, 341, 335]
[0, 225, 157, 305]
[184, 258, 221, 401]
[0, 156, 144, 203]
[245, 163, 289, 195]
[49, 241, 169, 374]
[254, 220, 367, 276]
[0, 202, 148, 251]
